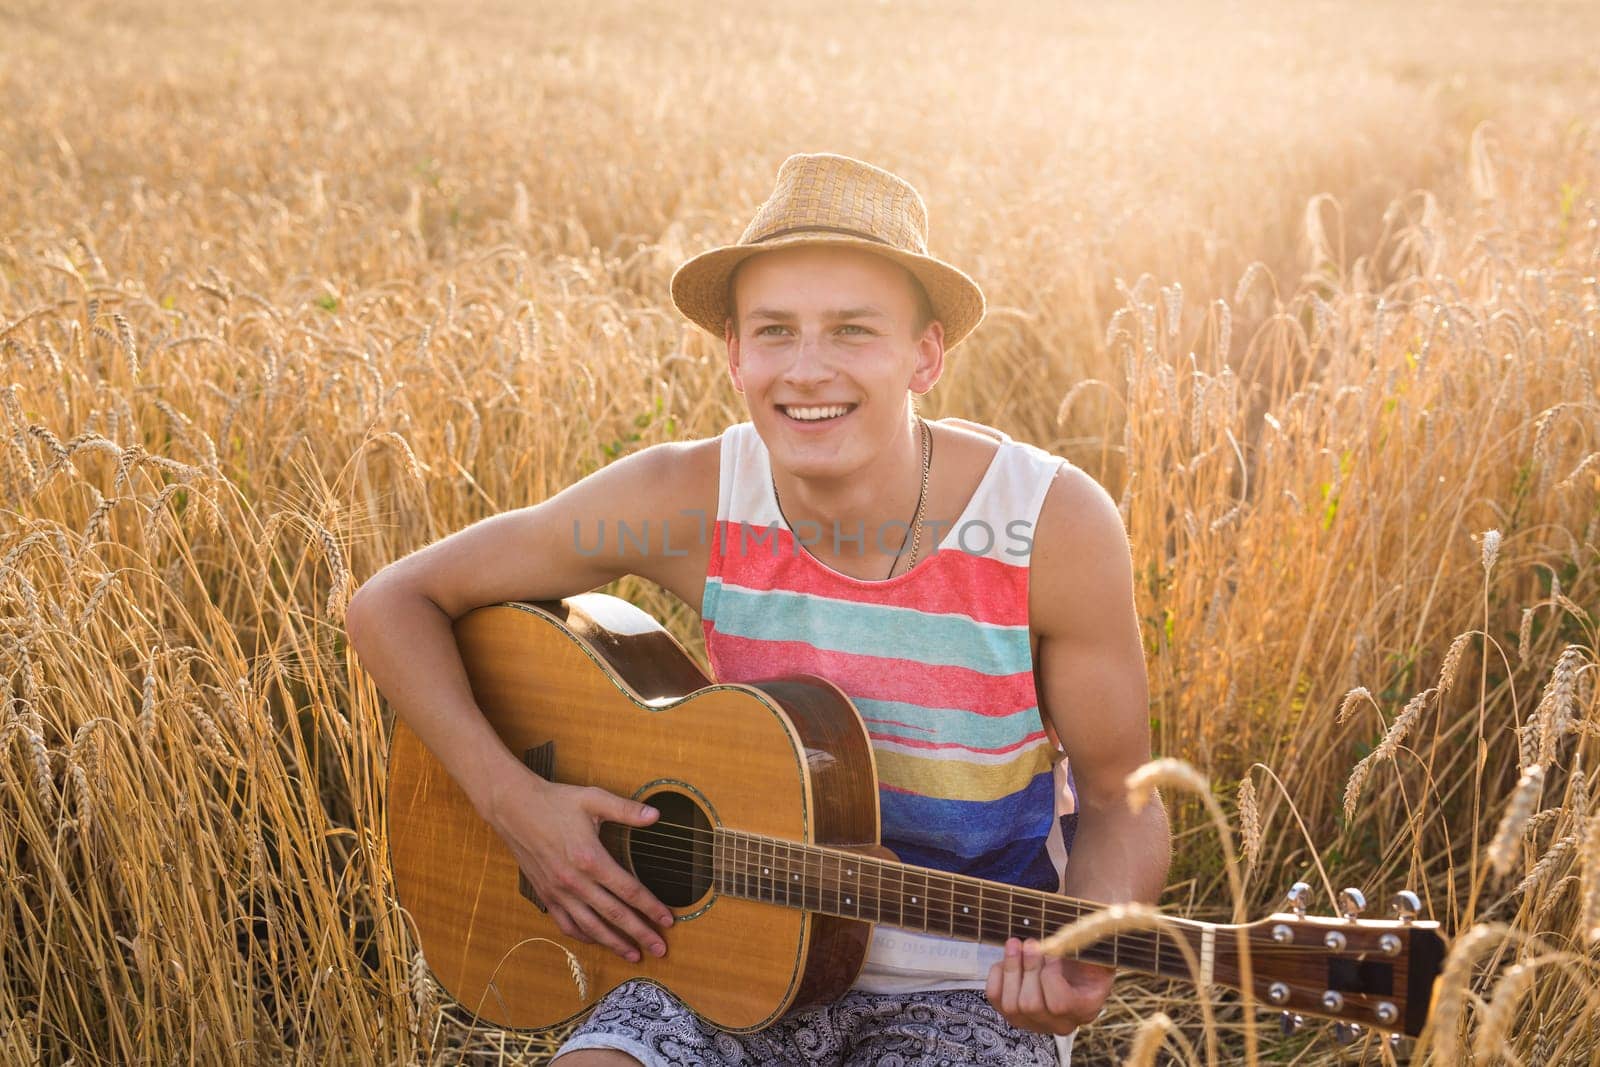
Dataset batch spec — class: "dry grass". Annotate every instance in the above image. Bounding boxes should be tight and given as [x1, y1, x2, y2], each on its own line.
[3, 0, 1600, 1062]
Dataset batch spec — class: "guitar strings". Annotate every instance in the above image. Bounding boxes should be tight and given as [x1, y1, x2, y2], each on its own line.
[592, 827, 1213, 967]
[557, 838, 1331, 981]
[605, 826, 1165, 948]
[614, 820, 1367, 940]
[616, 821, 1155, 929]
[584, 826, 1357, 960]
[528, 824, 1384, 1010]
[591, 834, 1368, 1013]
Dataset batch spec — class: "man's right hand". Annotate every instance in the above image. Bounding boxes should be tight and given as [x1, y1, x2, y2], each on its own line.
[479, 769, 674, 963]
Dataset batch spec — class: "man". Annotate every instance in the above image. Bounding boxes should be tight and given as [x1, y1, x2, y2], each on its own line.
[346, 153, 1170, 1066]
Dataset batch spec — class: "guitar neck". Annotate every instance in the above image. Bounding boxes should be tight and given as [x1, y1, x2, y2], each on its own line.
[711, 828, 1209, 984]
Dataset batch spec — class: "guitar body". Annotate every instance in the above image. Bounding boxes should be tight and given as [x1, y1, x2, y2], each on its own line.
[386, 594, 881, 1032]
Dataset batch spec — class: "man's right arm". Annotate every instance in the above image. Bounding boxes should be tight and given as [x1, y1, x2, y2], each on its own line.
[344, 437, 717, 962]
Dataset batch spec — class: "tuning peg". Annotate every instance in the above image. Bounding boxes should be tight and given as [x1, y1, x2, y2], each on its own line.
[1389, 889, 1420, 923]
[1285, 881, 1311, 918]
[1338, 887, 1367, 920]
[1278, 1011, 1304, 1035]
[1333, 1022, 1363, 1046]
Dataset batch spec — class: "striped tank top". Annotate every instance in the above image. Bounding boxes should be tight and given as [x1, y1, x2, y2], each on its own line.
[701, 420, 1080, 996]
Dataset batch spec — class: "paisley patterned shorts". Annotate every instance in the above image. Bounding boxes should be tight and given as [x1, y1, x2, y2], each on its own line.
[552, 980, 1061, 1066]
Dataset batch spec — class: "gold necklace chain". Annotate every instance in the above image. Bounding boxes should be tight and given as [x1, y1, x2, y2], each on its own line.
[897, 416, 932, 577]
[770, 416, 932, 581]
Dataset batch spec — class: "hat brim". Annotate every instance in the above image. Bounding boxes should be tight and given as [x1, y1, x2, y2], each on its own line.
[670, 231, 986, 350]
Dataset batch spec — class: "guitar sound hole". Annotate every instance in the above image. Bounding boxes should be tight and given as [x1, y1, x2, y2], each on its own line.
[629, 790, 713, 908]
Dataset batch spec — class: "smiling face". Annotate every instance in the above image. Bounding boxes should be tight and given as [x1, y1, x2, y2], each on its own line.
[724, 243, 945, 481]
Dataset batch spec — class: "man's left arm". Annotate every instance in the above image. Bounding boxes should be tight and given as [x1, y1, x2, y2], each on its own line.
[987, 464, 1172, 1036]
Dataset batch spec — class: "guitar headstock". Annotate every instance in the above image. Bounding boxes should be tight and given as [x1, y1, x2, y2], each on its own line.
[1229, 885, 1445, 1046]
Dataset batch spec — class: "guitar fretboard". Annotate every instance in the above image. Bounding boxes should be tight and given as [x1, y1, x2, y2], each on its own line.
[710, 829, 1198, 980]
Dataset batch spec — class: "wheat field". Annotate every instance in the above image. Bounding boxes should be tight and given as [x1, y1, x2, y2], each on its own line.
[2, 0, 1599, 1062]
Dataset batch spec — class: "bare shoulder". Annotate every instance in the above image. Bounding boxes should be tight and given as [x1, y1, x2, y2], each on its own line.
[1028, 462, 1136, 641]
[351, 433, 723, 621]
[934, 415, 1007, 443]
[513, 432, 721, 543]
[930, 416, 1007, 478]
[626, 433, 722, 502]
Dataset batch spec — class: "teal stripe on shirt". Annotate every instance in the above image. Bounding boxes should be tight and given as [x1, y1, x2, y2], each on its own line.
[703, 581, 1032, 676]
[853, 697, 1045, 750]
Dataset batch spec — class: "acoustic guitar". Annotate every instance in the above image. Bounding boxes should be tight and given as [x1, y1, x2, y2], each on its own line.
[385, 594, 1445, 1044]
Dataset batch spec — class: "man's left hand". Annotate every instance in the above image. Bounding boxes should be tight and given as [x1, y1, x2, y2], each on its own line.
[985, 937, 1113, 1036]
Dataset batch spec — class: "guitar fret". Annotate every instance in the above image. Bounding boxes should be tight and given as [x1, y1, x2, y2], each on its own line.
[925, 870, 953, 937]
[742, 831, 755, 902]
[749, 834, 759, 901]
[775, 838, 788, 907]
[762, 837, 774, 904]
[760, 836, 773, 903]
[897, 862, 906, 930]
[782, 839, 797, 908]
[782, 840, 793, 907]
[819, 850, 830, 915]
[812, 844, 825, 912]
[977, 880, 999, 942]
[746, 835, 758, 902]
[772, 839, 781, 903]
[950, 875, 980, 940]
[907, 867, 929, 933]
[837, 852, 851, 917]
[826, 849, 840, 916]
[735, 833, 745, 899]
[753, 834, 762, 900]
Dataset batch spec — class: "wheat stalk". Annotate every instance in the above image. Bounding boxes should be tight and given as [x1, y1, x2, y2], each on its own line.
[25, 713, 56, 821]
[1438, 631, 1474, 695]
[1534, 646, 1584, 766]
[1425, 922, 1508, 1063]
[1488, 764, 1544, 875]
[1480, 527, 1502, 571]
[367, 431, 428, 484]
[1514, 831, 1576, 897]
[1581, 812, 1600, 945]
[1336, 685, 1372, 725]
[1478, 958, 1538, 1060]
[1122, 1011, 1180, 1067]
[1237, 774, 1261, 871]
[1345, 687, 1435, 819]
[310, 518, 353, 622]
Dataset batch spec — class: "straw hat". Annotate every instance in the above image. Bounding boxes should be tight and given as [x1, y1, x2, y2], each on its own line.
[670, 153, 986, 349]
